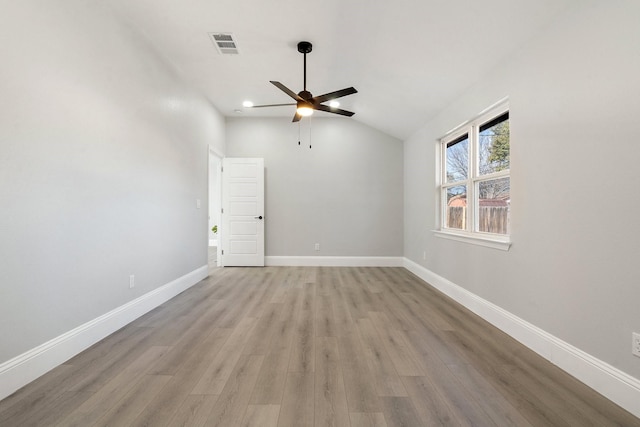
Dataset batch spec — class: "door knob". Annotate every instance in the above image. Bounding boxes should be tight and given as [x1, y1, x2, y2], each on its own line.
[254, 216, 263, 220]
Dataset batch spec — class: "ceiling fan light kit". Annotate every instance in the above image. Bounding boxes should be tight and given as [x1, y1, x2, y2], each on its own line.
[250, 41, 357, 122]
[296, 103, 314, 116]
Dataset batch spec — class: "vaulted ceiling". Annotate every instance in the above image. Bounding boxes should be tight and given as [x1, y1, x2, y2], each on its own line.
[108, 0, 580, 140]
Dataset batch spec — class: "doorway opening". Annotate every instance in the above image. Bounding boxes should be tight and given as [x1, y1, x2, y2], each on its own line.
[208, 147, 222, 271]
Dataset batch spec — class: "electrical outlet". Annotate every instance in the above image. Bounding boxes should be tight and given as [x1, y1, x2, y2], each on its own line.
[314, 243, 320, 251]
[129, 275, 135, 289]
[633, 332, 640, 358]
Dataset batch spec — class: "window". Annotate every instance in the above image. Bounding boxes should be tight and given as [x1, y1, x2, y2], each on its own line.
[436, 102, 511, 250]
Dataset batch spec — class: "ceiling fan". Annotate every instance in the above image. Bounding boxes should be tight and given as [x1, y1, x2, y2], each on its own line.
[250, 41, 357, 122]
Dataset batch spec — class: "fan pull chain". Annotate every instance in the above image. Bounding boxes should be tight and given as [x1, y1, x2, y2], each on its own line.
[298, 121, 301, 146]
[309, 116, 312, 149]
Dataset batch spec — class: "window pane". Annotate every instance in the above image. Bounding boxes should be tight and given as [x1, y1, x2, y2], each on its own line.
[445, 134, 468, 183]
[478, 113, 509, 175]
[445, 185, 467, 230]
[477, 177, 510, 234]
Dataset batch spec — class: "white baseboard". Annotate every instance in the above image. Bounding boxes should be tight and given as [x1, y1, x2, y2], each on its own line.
[265, 256, 403, 267]
[0, 265, 208, 402]
[402, 257, 640, 418]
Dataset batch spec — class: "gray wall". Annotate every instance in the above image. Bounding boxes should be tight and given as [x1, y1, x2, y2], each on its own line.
[404, 0, 640, 378]
[226, 117, 403, 257]
[0, 1, 225, 363]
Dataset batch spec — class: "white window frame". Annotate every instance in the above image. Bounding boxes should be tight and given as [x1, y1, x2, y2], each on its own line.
[434, 100, 511, 251]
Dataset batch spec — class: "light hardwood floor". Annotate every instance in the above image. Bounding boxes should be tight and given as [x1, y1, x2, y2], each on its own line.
[1, 264, 639, 426]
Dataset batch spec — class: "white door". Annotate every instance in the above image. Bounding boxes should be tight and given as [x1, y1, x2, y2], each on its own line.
[221, 158, 265, 266]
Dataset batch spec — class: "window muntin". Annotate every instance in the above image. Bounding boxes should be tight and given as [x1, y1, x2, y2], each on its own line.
[439, 104, 510, 242]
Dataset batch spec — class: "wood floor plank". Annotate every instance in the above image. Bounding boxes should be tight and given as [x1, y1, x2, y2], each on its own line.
[349, 412, 388, 427]
[204, 354, 264, 427]
[214, 271, 265, 328]
[270, 269, 295, 303]
[191, 316, 257, 395]
[63, 326, 157, 393]
[249, 342, 292, 405]
[314, 337, 350, 427]
[0, 364, 77, 424]
[55, 345, 170, 427]
[241, 404, 281, 427]
[404, 327, 462, 366]
[397, 290, 454, 331]
[303, 266, 317, 285]
[446, 363, 533, 427]
[3, 263, 638, 427]
[368, 312, 425, 376]
[0, 388, 92, 427]
[326, 271, 354, 335]
[93, 374, 172, 427]
[250, 290, 299, 404]
[278, 372, 315, 427]
[243, 269, 281, 319]
[148, 305, 227, 376]
[129, 327, 232, 427]
[503, 363, 608, 427]
[315, 294, 338, 338]
[367, 292, 414, 332]
[315, 267, 337, 296]
[505, 343, 639, 427]
[338, 328, 381, 412]
[243, 302, 285, 356]
[356, 317, 408, 397]
[411, 355, 499, 427]
[289, 283, 315, 372]
[345, 286, 375, 320]
[165, 394, 219, 427]
[380, 396, 425, 427]
[441, 328, 608, 427]
[402, 375, 470, 427]
[289, 307, 315, 373]
[63, 322, 145, 367]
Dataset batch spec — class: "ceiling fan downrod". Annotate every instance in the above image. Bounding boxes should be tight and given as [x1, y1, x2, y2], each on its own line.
[297, 41, 312, 92]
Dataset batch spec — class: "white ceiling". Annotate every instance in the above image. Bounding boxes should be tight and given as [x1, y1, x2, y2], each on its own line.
[108, 0, 580, 140]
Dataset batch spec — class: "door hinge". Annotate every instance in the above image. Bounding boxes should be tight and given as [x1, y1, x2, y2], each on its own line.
[221, 166, 223, 172]
[221, 249, 224, 255]
[221, 208, 224, 214]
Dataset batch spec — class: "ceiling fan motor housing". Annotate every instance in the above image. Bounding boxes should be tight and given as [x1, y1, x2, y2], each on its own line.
[298, 90, 313, 100]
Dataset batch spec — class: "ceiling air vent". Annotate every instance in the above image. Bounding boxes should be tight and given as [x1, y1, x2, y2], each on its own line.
[208, 33, 239, 55]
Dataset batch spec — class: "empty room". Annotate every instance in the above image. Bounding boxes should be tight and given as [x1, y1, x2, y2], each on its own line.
[1, 0, 639, 426]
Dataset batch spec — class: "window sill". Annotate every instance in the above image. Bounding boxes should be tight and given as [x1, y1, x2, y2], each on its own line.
[433, 230, 511, 251]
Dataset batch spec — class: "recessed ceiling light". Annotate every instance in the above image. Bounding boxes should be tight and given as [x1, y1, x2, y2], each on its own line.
[242, 100, 254, 108]
[329, 101, 340, 108]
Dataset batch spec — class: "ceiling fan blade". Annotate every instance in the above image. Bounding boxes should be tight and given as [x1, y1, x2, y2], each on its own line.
[292, 112, 302, 122]
[314, 103, 355, 117]
[312, 87, 358, 104]
[270, 81, 304, 101]
[250, 103, 296, 108]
